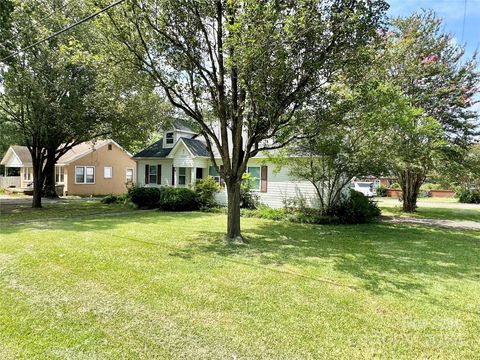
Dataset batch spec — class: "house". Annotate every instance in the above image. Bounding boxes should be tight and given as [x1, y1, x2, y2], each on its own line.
[0, 140, 135, 196]
[132, 120, 319, 208]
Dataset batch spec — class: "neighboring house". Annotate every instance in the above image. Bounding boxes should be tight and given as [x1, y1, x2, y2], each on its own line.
[359, 176, 397, 188]
[133, 120, 319, 208]
[0, 140, 135, 196]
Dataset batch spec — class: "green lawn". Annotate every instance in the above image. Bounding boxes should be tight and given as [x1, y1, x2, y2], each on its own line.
[1, 203, 479, 359]
[377, 198, 480, 222]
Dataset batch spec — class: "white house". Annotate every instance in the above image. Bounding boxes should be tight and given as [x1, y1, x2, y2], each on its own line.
[133, 120, 319, 208]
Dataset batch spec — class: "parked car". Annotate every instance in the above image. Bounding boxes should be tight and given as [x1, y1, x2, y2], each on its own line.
[351, 182, 376, 197]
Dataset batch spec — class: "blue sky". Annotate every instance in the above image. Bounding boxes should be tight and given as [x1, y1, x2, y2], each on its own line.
[387, 0, 480, 59]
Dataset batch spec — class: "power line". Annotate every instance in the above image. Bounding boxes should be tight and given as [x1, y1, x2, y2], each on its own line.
[461, 0, 467, 42]
[0, 0, 126, 63]
[3, 0, 81, 45]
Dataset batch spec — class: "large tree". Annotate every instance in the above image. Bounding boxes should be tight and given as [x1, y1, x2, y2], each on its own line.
[379, 12, 479, 212]
[0, 0, 167, 204]
[103, 0, 388, 240]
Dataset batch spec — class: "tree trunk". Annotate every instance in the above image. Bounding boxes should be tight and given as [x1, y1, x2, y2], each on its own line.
[398, 168, 424, 213]
[42, 151, 58, 198]
[226, 180, 242, 242]
[32, 160, 44, 208]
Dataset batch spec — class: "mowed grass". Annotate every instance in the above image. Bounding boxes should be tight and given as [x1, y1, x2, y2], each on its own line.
[0, 201, 133, 224]
[377, 198, 480, 222]
[1, 204, 480, 359]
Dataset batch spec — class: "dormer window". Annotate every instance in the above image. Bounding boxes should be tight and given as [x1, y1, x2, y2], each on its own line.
[166, 132, 174, 145]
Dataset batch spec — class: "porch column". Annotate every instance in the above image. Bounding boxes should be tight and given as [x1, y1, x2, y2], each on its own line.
[191, 167, 196, 186]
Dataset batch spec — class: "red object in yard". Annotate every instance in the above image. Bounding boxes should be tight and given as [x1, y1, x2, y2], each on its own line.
[429, 190, 455, 198]
[386, 189, 402, 198]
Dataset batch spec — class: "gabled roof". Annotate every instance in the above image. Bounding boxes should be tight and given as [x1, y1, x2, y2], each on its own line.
[11, 146, 32, 165]
[57, 140, 112, 164]
[133, 138, 172, 158]
[181, 138, 209, 157]
[1, 140, 129, 166]
[0, 146, 32, 167]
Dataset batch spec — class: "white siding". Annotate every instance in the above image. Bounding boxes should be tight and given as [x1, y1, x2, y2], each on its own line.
[214, 159, 319, 209]
[136, 159, 174, 187]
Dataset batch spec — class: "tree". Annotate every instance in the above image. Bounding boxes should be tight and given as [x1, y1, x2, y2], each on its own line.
[0, 0, 167, 204]
[104, 0, 388, 240]
[434, 143, 480, 190]
[275, 80, 391, 214]
[379, 12, 479, 212]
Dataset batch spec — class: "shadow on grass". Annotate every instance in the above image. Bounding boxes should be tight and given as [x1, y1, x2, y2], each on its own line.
[171, 221, 480, 296]
[2, 209, 479, 297]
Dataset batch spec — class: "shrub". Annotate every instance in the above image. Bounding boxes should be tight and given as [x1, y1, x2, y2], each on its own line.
[457, 188, 480, 204]
[195, 176, 220, 209]
[159, 187, 199, 211]
[390, 183, 401, 189]
[241, 173, 260, 209]
[376, 186, 388, 197]
[327, 189, 381, 224]
[130, 187, 161, 208]
[101, 194, 119, 204]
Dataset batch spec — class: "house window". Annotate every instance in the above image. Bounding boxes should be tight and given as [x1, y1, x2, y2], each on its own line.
[178, 167, 186, 185]
[148, 164, 157, 184]
[7, 167, 20, 176]
[23, 167, 32, 181]
[126, 168, 134, 183]
[55, 166, 65, 183]
[104, 166, 113, 179]
[196, 168, 203, 180]
[75, 166, 95, 184]
[108, 144, 113, 150]
[247, 166, 261, 190]
[166, 132, 174, 144]
[208, 166, 220, 183]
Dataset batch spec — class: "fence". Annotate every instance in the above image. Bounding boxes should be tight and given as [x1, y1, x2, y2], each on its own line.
[0, 176, 21, 189]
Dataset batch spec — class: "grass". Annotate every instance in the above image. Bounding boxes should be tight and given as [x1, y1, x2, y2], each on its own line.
[1, 202, 479, 359]
[0, 201, 134, 224]
[377, 198, 480, 222]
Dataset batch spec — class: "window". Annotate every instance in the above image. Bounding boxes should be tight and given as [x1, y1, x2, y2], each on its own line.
[23, 167, 32, 181]
[75, 166, 95, 184]
[178, 167, 186, 185]
[166, 132, 174, 144]
[149, 165, 157, 184]
[209, 166, 220, 183]
[7, 167, 20, 176]
[247, 166, 261, 190]
[55, 166, 65, 183]
[108, 144, 112, 150]
[126, 168, 134, 183]
[104, 166, 113, 179]
[196, 168, 203, 180]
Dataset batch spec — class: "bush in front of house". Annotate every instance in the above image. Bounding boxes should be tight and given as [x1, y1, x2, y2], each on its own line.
[159, 187, 199, 211]
[130, 187, 162, 208]
[240, 173, 260, 209]
[457, 188, 480, 204]
[241, 191, 380, 225]
[101, 194, 119, 204]
[194, 176, 220, 209]
[376, 186, 388, 197]
[326, 190, 381, 224]
[390, 182, 401, 189]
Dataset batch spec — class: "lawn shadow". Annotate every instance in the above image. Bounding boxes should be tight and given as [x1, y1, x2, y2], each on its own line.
[172, 221, 480, 296]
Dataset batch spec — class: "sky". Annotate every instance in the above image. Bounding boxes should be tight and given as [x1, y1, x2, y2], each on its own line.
[387, 0, 480, 59]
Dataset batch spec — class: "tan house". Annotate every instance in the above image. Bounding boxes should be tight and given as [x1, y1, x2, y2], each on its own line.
[0, 140, 135, 196]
